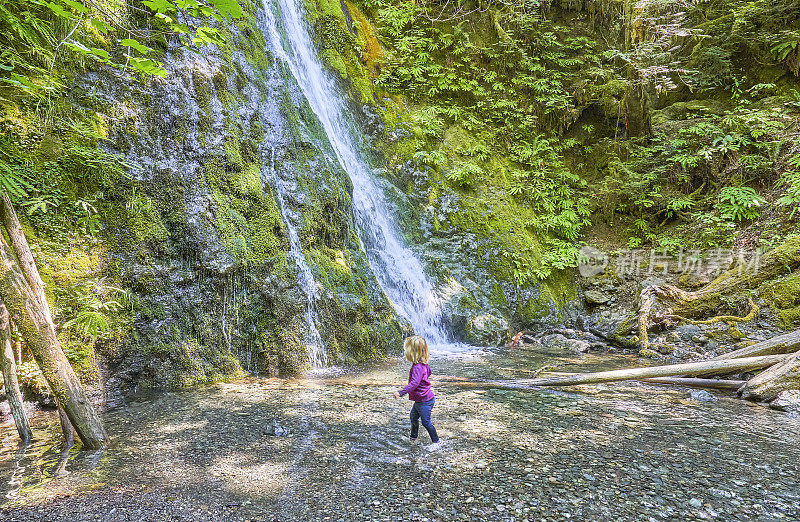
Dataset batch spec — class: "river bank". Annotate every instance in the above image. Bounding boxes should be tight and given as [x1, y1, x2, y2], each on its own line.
[2, 347, 799, 521]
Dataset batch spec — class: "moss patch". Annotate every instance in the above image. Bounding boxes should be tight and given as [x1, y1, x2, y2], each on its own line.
[762, 271, 800, 328]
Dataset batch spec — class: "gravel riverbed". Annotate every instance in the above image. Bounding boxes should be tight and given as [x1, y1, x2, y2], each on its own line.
[1, 348, 799, 521]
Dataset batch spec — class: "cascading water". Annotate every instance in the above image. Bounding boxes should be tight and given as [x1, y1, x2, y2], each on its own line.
[267, 147, 328, 369]
[261, 0, 453, 351]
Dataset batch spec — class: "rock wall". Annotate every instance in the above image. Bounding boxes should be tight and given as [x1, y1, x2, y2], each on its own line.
[77, 2, 403, 391]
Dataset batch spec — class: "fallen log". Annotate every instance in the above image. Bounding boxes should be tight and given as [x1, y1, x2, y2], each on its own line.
[511, 355, 790, 387]
[500, 367, 745, 390]
[712, 329, 800, 360]
[739, 351, 800, 402]
[641, 377, 745, 390]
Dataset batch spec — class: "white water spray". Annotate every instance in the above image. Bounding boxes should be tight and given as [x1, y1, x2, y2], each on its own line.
[261, 0, 453, 351]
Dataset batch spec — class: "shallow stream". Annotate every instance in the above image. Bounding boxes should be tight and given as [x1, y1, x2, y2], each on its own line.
[1, 347, 799, 521]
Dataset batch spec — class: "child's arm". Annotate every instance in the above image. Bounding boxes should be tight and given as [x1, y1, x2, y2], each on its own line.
[396, 365, 423, 398]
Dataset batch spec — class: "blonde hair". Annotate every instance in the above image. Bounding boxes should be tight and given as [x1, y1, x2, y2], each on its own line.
[403, 336, 429, 364]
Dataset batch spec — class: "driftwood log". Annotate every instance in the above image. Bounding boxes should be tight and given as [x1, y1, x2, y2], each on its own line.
[510, 355, 789, 387]
[712, 329, 800, 360]
[641, 377, 745, 390]
[499, 366, 744, 389]
[739, 351, 800, 401]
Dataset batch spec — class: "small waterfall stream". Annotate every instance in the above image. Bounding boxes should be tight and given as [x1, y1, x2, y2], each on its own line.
[267, 147, 328, 369]
[262, 0, 451, 356]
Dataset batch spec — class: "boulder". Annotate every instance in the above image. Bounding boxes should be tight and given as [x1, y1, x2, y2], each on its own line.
[584, 290, 611, 305]
[687, 389, 716, 402]
[769, 390, 800, 415]
[465, 314, 510, 346]
[540, 333, 592, 354]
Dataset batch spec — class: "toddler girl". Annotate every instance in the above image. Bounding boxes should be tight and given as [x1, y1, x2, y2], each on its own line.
[393, 335, 440, 446]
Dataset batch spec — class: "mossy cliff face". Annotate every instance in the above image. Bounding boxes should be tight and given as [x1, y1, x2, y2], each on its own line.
[71, 0, 401, 390]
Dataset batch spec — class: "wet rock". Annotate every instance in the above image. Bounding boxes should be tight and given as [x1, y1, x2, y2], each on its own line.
[675, 324, 703, 342]
[654, 343, 674, 355]
[639, 348, 661, 359]
[465, 314, 510, 346]
[264, 420, 287, 436]
[540, 334, 591, 354]
[584, 290, 611, 305]
[769, 390, 800, 415]
[687, 390, 716, 402]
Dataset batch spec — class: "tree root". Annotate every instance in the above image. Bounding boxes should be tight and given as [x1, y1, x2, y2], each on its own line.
[628, 235, 800, 352]
[667, 298, 759, 326]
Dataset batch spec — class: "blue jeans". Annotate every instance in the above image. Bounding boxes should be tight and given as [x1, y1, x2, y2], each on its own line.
[410, 398, 439, 443]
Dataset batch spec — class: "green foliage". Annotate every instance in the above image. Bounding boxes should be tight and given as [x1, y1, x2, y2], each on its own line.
[776, 169, 800, 217]
[0, 0, 245, 106]
[718, 186, 765, 221]
[59, 276, 127, 341]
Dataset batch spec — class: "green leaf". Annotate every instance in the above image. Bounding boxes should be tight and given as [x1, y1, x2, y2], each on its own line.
[192, 27, 225, 47]
[120, 38, 150, 55]
[60, 0, 90, 14]
[130, 57, 167, 77]
[142, 0, 175, 14]
[89, 18, 113, 33]
[209, 0, 243, 19]
[43, 1, 75, 19]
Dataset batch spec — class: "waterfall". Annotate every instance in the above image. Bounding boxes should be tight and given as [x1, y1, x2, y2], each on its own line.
[261, 0, 451, 351]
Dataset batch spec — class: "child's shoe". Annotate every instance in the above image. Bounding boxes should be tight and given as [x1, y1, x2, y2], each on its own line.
[409, 437, 420, 445]
[425, 440, 443, 452]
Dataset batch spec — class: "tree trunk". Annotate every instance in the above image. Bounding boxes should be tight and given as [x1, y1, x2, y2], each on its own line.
[0, 302, 31, 442]
[641, 377, 745, 390]
[0, 192, 52, 316]
[0, 192, 88, 447]
[0, 233, 106, 449]
[502, 366, 745, 390]
[512, 354, 789, 387]
[739, 351, 800, 402]
[58, 406, 75, 448]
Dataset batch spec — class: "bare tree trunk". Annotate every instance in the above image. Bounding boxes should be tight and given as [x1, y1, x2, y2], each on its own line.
[58, 406, 74, 448]
[0, 232, 106, 449]
[0, 192, 52, 316]
[641, 377, 745, 390]
[11, 321, 21, 365]
[0, 192, 84, 447]
[0, 303, 31, 442]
